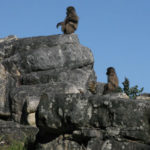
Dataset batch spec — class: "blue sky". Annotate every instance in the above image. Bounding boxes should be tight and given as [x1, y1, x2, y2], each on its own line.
[0, 0, 150, 92]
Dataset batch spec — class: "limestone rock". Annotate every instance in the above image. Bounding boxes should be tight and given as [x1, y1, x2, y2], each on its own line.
[96, 82, 105, 95]
[0, 35, 18, 59]
[0, 64, 10, 118]
[0, 34, 150, 150]
[36, 135, 84, 150]
[0, 35, 18, 43]
[27, 113, 36, 127]
[136, 93, 150, 100]
[0, 34, 96, 124]
[10, 85, 43, 123]
[36, 92, 150, 149]
[103, 92, 129, 99]
[87, 138, 150, 150]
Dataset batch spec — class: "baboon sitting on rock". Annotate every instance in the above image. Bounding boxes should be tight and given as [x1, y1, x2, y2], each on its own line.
[103, 67, 119, 95]
[56, 6, 79, 34]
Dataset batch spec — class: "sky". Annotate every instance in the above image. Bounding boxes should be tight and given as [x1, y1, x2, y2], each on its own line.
[0, 0, 150, 92]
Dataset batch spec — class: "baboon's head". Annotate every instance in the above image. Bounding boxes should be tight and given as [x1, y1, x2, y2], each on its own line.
[66, 6, 75, 15]
[106, 67, 115, 75]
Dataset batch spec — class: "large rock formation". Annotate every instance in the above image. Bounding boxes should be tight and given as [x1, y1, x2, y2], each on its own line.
[0, 34, 150, 150]
[0, 34, 96, 124]
[35, 93, 150, 150]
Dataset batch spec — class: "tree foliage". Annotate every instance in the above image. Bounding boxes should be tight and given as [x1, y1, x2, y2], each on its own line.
[122, 77, 144, 99]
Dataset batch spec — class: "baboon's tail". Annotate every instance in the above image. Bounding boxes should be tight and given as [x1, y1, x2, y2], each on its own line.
[56, 22, 62, 28]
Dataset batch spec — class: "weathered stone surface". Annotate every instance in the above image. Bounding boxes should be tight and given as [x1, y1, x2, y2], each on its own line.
[10, 85, 43, 123]
[36, 92, 150, 149]
[0, 34, 95, 124]
[136, 93, 150, 100]
[96, 82, 105, 95]
[36, 93, 91, 136]
[0, 35, 17, 43]
[0, 35, 18, 59]
[0, 64, 11, 118]
[2, 34, 93, 74]
[90, 96, 150, 144]
[0, 34, 150, 150]
[0, 35, 19, 118]
[0, 119, 38, 149]
[103, 92, 129, 99]
[27, 113, 36, 127]
[36, 135, 84, 150]
[87, 138, 150, 150]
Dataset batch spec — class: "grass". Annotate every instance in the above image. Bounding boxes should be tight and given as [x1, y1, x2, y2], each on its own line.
[0, 141, 26, 150]
[8, 141, 26, 150]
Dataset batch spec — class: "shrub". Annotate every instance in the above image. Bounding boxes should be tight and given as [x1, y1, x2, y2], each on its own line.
[122, 77, 144, 99]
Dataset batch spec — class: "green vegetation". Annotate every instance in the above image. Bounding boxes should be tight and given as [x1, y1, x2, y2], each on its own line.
[0, 135, 30, 150]
[122, 77, 144, 99]
[0, 141, 26, 150]
[7, 141, 25, 150]
[0, 134, 35, 150]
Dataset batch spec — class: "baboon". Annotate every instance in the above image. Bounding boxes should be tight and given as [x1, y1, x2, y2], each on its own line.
[88, 81, 97, 94]
[56, 6, 79, 34]
[103, 67, 119, 94]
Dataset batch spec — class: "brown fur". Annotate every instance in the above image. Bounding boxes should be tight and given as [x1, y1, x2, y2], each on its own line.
[103, 67, 119, 94]
[56, 6, 79, 34]
[88, 81, 97, 94]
